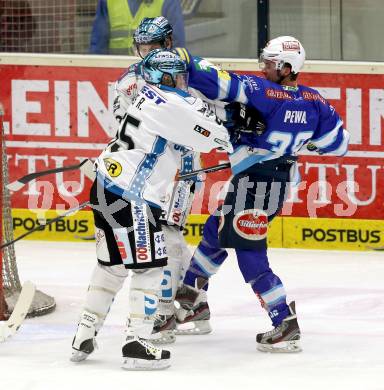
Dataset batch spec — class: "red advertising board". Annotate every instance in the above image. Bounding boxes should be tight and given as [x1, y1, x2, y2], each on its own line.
[0, 61, 383, 220]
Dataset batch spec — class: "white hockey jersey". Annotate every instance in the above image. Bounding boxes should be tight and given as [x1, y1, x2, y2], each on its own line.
[97, 83, 232, 208]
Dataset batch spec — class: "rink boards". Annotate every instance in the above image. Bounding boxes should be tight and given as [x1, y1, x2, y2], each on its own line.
[1, 54, 383, 251]
[10, 209, 384, 251]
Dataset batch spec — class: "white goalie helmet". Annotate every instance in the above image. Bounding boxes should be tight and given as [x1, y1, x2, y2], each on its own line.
[260, 36, 306, 74]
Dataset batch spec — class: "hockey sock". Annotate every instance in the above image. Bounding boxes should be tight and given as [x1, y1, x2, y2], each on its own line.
[236, 248, 290, 327]
[183, 214, 228, 290]
[158, 226, 190, 315]
[82, 263, 127, 331]
[127, 267, 163, 339]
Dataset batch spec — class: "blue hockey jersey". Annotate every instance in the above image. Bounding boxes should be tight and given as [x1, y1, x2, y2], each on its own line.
[174, 47, 350, 175]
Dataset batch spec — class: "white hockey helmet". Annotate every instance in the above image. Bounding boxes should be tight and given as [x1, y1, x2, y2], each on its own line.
[260, 36, 305, 74]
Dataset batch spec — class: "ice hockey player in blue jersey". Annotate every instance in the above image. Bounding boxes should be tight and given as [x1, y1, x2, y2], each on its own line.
[177, 36, 350, 353]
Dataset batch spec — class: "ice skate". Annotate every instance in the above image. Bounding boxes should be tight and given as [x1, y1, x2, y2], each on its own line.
[151, 314, 176, 344]
[122, 336, 171, 370]
[175, 284, 212, 335]
[70, 311, 98, 362]
[256, 301, 302, 353]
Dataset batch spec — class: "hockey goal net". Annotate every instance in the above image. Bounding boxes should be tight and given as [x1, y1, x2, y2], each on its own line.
[0, 109, 56, 320]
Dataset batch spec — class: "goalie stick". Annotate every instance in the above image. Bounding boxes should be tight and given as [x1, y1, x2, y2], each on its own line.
[0, 281, 36, 342]
[0, 201, 90, 250]
[7, 159, 95, 192]
[178, 162, 231, 180]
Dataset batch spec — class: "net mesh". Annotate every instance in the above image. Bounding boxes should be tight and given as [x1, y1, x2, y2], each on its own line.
[1, 113, 56, 318]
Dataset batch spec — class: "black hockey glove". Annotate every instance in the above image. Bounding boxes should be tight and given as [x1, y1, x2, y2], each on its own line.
[224, 102, 266, 136]
[306, 142, 324, 155]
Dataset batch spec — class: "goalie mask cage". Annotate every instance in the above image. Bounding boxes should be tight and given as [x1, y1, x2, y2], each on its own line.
[0, 110, 56, 320]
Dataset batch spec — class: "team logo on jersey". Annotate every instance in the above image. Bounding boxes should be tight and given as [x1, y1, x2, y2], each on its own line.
[104, 158, 122, 177]
[233, 209, 268, 240]
[194, 124, 211, 137]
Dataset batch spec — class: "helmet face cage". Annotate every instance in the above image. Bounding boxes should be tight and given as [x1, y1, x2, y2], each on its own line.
[142, 49, 188, 90]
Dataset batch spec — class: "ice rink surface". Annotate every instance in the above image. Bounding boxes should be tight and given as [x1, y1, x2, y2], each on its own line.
[1, 241, 383, 390]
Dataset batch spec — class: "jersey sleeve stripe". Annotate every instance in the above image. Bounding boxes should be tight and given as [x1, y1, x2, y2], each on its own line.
[311, 119, 343, 148]
[235, 82, 249, 104]
[320, 129, 350, 156]
[181, 48, 190, 63]
[175, 47, 186, 61]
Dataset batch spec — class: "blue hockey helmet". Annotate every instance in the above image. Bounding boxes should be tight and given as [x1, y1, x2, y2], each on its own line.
[142, 49, 188, 90]
[133, 16, 173, 45]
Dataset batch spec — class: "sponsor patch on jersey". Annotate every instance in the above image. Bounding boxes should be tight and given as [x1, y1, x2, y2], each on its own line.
[194, 124, 211, 137]
[132, 203, 152, 263]
[302, 90, 326, 105]
[282, 41, 300, 51]
[104, 158, 122, 177]
[265, 88, 293, 100]
[233, 209, 268, 240]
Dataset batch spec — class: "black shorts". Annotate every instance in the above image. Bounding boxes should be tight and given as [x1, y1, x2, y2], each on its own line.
[90, 180, 167, 270]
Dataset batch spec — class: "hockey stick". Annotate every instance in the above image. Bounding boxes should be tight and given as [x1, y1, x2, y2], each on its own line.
[0, 201, 91, 250]
[7, 159, 94, 192]
[0, 281, 35, 342]
[178, 162, 231, 180]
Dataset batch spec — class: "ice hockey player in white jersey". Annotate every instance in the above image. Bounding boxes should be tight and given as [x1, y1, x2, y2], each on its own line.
[70, 49, 232, 370]
[113, 16, 227, 343]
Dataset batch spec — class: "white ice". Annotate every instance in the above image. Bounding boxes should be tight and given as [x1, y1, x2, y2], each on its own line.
[1, 241, 383, 390]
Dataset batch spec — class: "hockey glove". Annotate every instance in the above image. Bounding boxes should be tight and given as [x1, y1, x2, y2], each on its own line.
[224, 102, 266, 136]
[306, 142, 324, 155]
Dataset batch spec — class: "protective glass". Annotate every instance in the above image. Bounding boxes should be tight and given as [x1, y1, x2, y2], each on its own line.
[174, 72, 189, 91]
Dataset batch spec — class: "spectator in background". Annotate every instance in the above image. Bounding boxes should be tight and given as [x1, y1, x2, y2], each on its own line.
[90, 0, 185, 55]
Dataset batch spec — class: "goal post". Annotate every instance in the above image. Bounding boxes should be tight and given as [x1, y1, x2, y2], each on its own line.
[0, 108, 56, 319]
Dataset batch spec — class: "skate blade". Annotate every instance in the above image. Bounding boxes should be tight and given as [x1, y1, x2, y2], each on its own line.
[257, 339, 302, 353]
[70, 350, 91, 362]
[122, 357, 171, 371]
[175, 320, 212, 335]
[150, 330, 176, 345]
